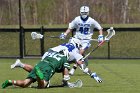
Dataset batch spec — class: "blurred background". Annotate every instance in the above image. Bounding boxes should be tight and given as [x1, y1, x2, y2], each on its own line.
[0, 0, 139, 59]
[0, 0, 140, 25]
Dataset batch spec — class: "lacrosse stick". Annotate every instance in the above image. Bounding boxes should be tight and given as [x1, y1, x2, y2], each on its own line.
[67, 79, 83, 88]
[83, 27, 115, 60]
[31, 32, 98, 42]
[31, 32, 43, 40]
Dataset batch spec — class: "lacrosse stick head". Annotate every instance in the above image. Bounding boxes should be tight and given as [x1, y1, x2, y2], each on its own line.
[105, 27, 115, 41]
[31, 32, 43, 40]
[68, 79, 83, 88]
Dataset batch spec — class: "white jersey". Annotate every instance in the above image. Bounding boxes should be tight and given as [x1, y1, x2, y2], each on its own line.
[69, 16, 102, 39]
[42, 43, 83, 62]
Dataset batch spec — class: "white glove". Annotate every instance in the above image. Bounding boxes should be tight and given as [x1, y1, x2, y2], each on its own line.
[98, 35, 104, 43]
[59, 33, 66, 39]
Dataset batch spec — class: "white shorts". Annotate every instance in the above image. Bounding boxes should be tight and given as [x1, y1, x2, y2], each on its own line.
[80, 40, 91, 50]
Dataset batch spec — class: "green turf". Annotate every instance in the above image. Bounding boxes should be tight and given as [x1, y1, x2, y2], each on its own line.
[0, 59, 140, 93]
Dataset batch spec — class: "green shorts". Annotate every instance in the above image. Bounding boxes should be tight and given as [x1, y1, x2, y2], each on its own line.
[27, 61, 55, 81]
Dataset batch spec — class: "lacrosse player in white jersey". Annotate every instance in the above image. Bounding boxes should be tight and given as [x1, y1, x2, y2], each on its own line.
[59, 6, 104, 75]
[11, 38, 102, 84]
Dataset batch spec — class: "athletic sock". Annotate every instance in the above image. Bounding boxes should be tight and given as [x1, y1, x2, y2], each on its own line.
[19, 63, 25, 68]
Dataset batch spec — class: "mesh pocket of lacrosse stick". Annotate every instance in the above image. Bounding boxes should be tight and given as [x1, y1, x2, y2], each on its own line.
[68, 79, 83, 88]
[31, 32, 37, 39]
[105, 28, 115, 41]
[31, 32, 43, 39]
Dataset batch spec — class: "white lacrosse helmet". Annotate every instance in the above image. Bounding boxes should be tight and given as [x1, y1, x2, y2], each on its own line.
[80, 6, 89, 19]
[69, 37, 82, 49]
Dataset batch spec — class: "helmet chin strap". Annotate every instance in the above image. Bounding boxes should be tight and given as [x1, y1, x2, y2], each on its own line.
[80, 16, 88, 21]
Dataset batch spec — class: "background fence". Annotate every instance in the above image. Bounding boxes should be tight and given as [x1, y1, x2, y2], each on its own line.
[0, 27, 139, 59]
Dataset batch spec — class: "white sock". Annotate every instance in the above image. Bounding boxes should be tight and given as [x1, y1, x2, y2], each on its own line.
[20, 63, 25, 68]
[13, 80, 16, 84]
[18, 62, 25, 68]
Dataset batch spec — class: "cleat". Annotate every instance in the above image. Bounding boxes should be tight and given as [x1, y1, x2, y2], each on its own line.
[11, 59, 22, 69]
[2, 80, 12, 89]
[91, 73, 103, 83]
[35, 66, 44, 80]
[46, 80, 50, 88]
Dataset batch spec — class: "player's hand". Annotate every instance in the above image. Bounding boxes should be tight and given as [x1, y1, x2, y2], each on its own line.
[59, 33, 66, 39]
[98, 35, 104, 43]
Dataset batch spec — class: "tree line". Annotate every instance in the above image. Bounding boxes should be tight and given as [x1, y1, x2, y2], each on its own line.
[0, 0, 140, 25]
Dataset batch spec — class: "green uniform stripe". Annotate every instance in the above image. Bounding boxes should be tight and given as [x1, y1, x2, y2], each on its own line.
[64, 63, 70, 69]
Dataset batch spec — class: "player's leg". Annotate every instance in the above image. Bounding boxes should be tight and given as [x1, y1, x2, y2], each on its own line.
[35, 66, 46, 88]
[11, 59, 33, 72]
[69, 63, 78, 75]
[69, 42, 90, 75]
[2, 79, 33, 88]
[80, 41, 91, 66]
[77, 62, 102, 83]
[82, 66, 102, 83]
[69, 49, 86, 75]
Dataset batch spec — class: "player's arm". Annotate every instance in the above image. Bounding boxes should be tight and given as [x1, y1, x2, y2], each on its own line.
[98, 29, 104, 43]
[93, 20, 104, 42]
[60, 19, 76, 39]
[63, 68, 70, 80]
[59, 28, 73, 39]
[99, 29, 103, 35]
[96, 25, 104, 43]
[62, 62, 71, 86]
[60, 28, 73, 39]
[64, 28, 73, 36]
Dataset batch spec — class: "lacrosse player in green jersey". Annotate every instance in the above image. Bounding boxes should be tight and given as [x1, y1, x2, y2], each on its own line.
[2, 49, 71, 89]
[9, 38, 102, 85]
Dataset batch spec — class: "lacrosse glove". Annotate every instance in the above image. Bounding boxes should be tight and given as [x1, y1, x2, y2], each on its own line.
[98, 35, 104, 43]
[59, 33, 66, 39]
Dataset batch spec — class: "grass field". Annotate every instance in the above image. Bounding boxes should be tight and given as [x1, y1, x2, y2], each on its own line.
[0, 59, 140, 93]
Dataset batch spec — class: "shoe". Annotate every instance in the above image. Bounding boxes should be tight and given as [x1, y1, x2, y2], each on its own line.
[62, 80, 68, 87]
[35, 66, 44, 80]
[2, 80, 12, 89]
[46, 80, 50, 88]
[91, 73, 103, 83]
[11, 59, 22, 69]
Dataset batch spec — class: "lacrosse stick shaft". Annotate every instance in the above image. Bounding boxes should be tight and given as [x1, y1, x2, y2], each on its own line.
[48, 36, 98, 41]
[83, 27, 115, 59]
[83, 40, 105, 60]
[31, 32, 98, 42]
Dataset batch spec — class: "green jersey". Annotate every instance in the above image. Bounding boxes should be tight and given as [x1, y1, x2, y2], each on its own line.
[27, 50, 70, 81]
[42, 50, 70, 72]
